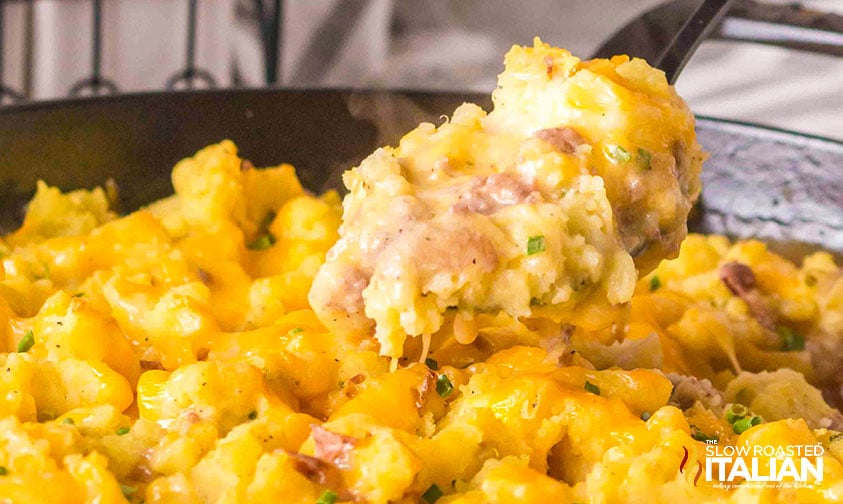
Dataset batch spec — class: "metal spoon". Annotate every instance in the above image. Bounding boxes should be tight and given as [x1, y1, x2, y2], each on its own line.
[593, 0, 736, 84]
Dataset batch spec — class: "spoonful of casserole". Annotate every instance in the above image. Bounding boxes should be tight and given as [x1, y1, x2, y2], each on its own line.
[309, 38, 705, 359]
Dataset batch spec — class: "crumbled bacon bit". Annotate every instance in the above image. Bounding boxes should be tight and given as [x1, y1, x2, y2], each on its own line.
[197, 268, 212, 285]
[287, 451, 353, 501]
[414, 370, 438, 409]
[139, 360, 165, 371]
[342, 373, 367, 398]
[540, 324, 577, 365]
[240, 159, 255, 172]
[719, 262, 775, 330]
[720, 262, 757, 295]
[545, 55, 554, 78]
[129, 450, 155, 482]
[128, 464, 154, 483]
[288, 451, 340, 486]
[533, 127, 586, 154]
[312, 425, 357, 468]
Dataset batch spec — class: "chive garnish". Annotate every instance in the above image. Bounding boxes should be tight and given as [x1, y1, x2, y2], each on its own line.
[248, 234, 275, 250]
[725, 403, 748, 424]
[777, 326, 805, 351]
[422, 484, 444, 503]
[17, 330, 34, 353]
[690, 426, 719, 443]
[436, 374, 454, 398]
[638, 148, 653, 169]
[649, 275, 661, 292]
[526, 235, 546, 255]
[732, 415, 763, 434]
[121, 484, 137, 498]
[316, 490, 338, 504]
[607, 144, 632, 163]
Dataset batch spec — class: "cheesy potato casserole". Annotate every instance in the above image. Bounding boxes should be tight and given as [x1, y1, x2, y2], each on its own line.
[310, 39, 704, 359]
[1, 40, 842, 503]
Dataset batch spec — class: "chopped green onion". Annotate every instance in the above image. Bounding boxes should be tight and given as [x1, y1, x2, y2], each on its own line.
[436, 374, 454, 398]
[422, 484, 444, 503]
[248, 233, 275, 251]
[690, 426, 719, 443]
[248, 211, 277, 251]
[526, 235, 546, 255]
[640, 411, 651, 421]
[732, 415, 763, 434]
[638, 148, 653, 169]
[805, 274, 817, 287]
[0, 466, 7, 476]
[17, 330, 34, 353]
[116, 426, 130, 436]
[316, 490, 338, 504]
[248, 410, 258, 421]
[425, 358, 439, 370]
[288, 327, 304, 336]
[725, 403, 748, 424]
[777, 326, 805, 351]
[62, 417, 75, 425]
[829, 433, 843, 443]
[649, 275, 661, 292]
[584, 380, 601, 396]
[121, 484, 137, 498]
[72, 292, 85, 298]
[607, 144, 632, 163]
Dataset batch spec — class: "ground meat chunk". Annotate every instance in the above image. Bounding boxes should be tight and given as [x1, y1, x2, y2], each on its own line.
[533, 127, 586, 154]
[452, 172, 539, 215]
[667, 373, 725, 413]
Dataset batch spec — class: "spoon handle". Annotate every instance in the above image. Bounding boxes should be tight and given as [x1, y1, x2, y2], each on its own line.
[655, 0, 737, 84]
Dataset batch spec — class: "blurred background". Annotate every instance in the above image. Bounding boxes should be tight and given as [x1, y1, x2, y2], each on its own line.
[0, 0, 841, 139]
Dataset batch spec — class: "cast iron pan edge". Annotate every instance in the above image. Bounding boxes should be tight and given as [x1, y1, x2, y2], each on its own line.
[0, 88, 841, 258]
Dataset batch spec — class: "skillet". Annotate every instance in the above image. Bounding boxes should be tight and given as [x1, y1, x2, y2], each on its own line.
[0, 88, 841, 261]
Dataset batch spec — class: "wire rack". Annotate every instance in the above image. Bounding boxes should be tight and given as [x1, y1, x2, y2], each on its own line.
[0, 0, 282, 103]
[0, 0, 841, 105]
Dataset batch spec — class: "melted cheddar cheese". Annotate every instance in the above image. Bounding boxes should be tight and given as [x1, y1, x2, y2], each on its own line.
[0, 43, 841, 504]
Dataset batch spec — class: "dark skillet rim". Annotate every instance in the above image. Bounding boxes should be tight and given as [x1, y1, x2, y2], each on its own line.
[0, 87, 488, 113]
[1, 86, 841, 149]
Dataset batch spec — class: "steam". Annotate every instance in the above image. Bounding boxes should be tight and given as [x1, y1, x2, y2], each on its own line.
[346, 91, 443, 149]
[319, 90, 471, 195]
